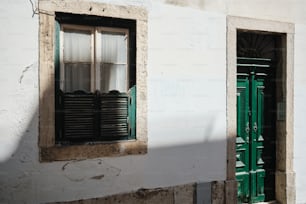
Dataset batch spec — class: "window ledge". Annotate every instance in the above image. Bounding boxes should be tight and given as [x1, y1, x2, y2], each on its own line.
[40, 140, 147, 162]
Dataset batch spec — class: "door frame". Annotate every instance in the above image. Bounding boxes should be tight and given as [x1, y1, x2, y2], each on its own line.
[226, 16, 295, 204]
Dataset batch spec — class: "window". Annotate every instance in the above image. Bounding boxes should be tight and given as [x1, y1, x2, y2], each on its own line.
[38, 1, 147, 161]
[55, 14, 136, 143]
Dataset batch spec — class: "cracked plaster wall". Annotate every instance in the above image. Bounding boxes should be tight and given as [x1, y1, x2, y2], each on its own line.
[1, 0, 306, 203]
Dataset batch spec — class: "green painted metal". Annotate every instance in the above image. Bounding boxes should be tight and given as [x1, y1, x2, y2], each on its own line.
[236, 57, 268, 203]
[128, 85, 136, 139]
[236, 74, 250, 202]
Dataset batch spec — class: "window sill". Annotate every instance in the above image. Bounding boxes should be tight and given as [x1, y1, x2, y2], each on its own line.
[39, 140, 147, 162]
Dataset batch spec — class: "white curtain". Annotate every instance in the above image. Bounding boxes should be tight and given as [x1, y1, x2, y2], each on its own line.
[100, 32, 127, 93]
[62, 29, 128, 93]
[63, 29, 91, 92]
[64, 64, 90, 92]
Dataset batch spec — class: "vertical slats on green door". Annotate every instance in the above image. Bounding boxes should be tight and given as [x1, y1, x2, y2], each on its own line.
[236, 74, 250, 203]
[250, 73, 265, 203]
[253, 76, 265, 202]
[250, 72, 257, 202]
[236, 57, 269, 203]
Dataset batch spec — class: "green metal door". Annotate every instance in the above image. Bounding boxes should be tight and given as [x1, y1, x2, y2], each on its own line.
[236, 57, 270, 203]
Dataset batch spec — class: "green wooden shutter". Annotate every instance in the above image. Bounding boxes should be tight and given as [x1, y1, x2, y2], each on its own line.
[100, 91, 129, 139]
[128, 85, 136, 139]
[99, 85, 136, 140]
[59, 88, 136, 142]
[62, 91, 96, 141]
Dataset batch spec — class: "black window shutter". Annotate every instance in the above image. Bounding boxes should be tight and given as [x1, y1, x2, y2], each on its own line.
[57, 86, 136, 143]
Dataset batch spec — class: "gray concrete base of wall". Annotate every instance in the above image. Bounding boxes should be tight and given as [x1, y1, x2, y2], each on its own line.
[47, 180, 235, 204]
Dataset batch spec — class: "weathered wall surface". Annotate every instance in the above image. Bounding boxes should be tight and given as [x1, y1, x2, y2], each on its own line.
[1, 0, 306, 203]
[0, 0, 226, 203]
[294, 23, 306, 204]
[49, 184, 196, 204]
[158, 0, 306, 23]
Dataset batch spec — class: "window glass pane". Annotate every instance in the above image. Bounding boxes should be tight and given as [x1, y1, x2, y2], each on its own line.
[64, 63, 91, 92]
[100, 31, 128, 92]
[100, 64, 126, 93]
[101, 32, 127, 63]
[64, 29, 91, 62]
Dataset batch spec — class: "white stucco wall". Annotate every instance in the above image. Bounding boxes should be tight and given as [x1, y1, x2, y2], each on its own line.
[294, 23, 306, 204]
[146, 3, 227, 187]
[1, 0, 306, 203]
[0, 0, 227, 203]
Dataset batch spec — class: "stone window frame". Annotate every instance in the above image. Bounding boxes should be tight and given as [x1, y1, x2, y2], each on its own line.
[226, 16, 295, 203]
[38, 0, 148, 162]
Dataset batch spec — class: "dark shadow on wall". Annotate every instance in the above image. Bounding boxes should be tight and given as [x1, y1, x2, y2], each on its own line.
[0, 105, 228, 203]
